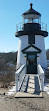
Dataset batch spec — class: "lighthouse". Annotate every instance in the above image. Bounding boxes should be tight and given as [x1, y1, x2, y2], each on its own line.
[15, 3, 48, 74]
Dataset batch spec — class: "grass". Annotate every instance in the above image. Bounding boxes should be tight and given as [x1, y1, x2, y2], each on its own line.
[0, 64, 16, 88]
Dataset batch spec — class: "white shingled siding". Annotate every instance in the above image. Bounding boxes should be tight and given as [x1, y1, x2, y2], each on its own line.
[17, 35, 47, 69]
[35, 35, 47, 68]
[17, 35, 28, 68]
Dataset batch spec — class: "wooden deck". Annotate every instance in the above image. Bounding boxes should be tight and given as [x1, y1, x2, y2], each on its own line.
[15, 74, 43, 98]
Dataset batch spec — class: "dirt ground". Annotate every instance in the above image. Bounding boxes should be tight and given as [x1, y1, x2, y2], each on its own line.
[0, 88, 49, 111]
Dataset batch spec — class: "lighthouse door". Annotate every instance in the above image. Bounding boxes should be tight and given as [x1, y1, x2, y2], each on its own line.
[27, 54, 37, 74]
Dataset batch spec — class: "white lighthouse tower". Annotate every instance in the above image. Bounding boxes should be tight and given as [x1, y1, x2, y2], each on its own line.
[15, 3, 48, 74]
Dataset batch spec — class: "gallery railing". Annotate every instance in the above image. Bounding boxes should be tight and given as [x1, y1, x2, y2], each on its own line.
[16, 22, 47, 32]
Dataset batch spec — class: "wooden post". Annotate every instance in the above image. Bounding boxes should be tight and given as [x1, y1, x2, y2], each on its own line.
[40, 74, 44, 91]
[42, 74, 44, 91]
[15, 74, 18, 92]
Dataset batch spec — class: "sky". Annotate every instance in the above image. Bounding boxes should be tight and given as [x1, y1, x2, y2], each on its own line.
[0, 0, 49, 52]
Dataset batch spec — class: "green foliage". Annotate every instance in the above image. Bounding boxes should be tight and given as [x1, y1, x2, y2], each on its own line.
[0, 51, 17, 64]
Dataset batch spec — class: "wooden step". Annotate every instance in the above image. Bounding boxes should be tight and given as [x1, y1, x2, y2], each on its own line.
[15, 92, 43, 98]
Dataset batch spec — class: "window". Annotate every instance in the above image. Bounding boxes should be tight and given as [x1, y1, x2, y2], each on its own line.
[28, 34, 35, 44]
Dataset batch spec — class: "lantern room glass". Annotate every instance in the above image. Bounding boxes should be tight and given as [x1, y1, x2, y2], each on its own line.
[23, 14, 41, 25]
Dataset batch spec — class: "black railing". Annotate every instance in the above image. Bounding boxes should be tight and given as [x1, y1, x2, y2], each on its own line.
[16, 22, 47, 32]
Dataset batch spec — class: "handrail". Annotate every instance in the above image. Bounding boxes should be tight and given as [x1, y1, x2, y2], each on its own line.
[38, 64, 44, 92]
[16, 22, 47, 32]
[15, 64, 25, 74]
[38, 64, 44, 74]
[15, 64, 26, 92]
[41, 22, 47, 31]
[41, 66, 49, 71]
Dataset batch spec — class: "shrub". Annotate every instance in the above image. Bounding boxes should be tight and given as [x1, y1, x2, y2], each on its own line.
[46, 70, 49, 79]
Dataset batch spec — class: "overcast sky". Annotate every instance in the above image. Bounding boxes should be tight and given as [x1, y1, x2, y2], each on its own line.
[0, 0, 49, 52]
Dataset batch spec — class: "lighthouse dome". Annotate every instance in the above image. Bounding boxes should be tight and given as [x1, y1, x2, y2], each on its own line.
[22, 3, 41, 16]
